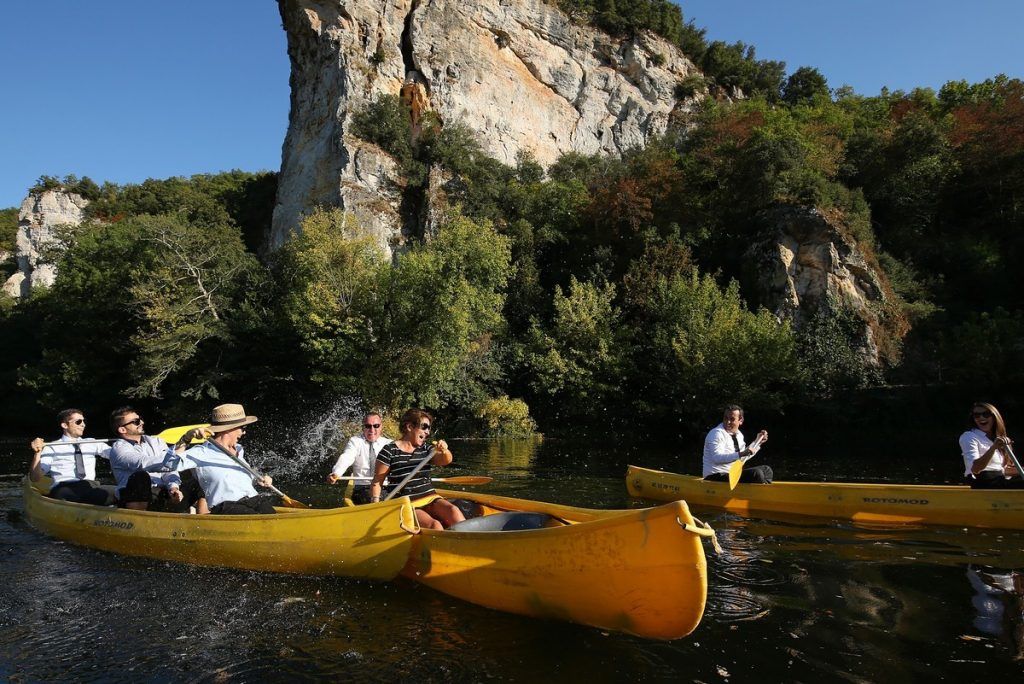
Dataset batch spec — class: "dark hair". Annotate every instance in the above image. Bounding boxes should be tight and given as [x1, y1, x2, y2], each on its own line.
[109, 406, 136, 433]
[723, 404, 744, 419]
[399, 408, 433, 436]
[56, 405, 83, 428]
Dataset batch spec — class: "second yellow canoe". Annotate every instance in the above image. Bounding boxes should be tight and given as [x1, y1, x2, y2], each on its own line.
[626, 465, 1024, 529]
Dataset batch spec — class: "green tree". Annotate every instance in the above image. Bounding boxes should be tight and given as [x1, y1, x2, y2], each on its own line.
[782, 66, 830, 105]
[628, 271, 798, 424]
[274, 208, 386, 393]
[371, 212, 512, 411]
[525, 277, 625, 421]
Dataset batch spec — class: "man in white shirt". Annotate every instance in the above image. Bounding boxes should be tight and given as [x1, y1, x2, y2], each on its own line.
[327, 411, 392, 504]
[702, 405, 772, 484]
[29, 409, 115, 505]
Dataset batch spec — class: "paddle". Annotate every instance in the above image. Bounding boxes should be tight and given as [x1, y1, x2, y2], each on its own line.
[1004, 443, 1024, 480]
[40, 425, 214, 450]
[727, 433, 765, 490]
[334, 475, 492, 486]
[204, 436, 310, 509]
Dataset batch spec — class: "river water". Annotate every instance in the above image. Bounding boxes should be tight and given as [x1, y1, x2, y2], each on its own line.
[2, 421, 1023, 681]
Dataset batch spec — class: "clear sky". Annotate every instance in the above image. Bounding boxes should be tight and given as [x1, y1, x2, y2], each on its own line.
[2, 1, 1022, 210]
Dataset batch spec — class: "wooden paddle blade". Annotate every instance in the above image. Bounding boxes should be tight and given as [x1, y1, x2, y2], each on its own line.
[155, 424, 210, 445]
[727, 459, 743, 490]
[280, 495, 310, 509]
[434, 476, 493, 485]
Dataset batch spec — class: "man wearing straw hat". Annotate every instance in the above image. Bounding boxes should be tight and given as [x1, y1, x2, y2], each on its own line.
[174, 403, 280, 514]
[28, 409, 115, 505]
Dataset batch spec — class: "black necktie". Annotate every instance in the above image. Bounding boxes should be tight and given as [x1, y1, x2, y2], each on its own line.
[73, 442, 86, 479]
[731, 434, 741, 455]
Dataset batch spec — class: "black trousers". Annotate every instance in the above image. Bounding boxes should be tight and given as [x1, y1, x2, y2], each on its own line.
[120, 469, 207, 513]
[967, 471, 1024, 489]
[49, 480, 116, 506]
[351, 486, 373, 505]
[211, 493, 280, 515]
[705, 465, 774, 484]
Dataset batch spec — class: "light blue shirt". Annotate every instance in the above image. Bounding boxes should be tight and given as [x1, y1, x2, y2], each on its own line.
[108, 436, 181, 493]
[39, 435, 107, 485]
[173, 442, 260, 508]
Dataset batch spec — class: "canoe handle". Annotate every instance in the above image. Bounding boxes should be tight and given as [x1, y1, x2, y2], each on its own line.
[678, 516, 722, 555]
[399, 508, 421, 536]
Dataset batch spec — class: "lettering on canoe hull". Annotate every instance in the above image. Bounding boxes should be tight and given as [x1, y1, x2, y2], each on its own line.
[651, 482, 680, 493]
[861, 498, 929, 505]
[93, 518, 135, 530]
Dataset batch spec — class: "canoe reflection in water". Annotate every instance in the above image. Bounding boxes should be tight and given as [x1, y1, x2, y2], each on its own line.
[968, 566, 1024, 659]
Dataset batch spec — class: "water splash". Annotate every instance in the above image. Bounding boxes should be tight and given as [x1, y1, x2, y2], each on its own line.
[247, 397, 367, 479]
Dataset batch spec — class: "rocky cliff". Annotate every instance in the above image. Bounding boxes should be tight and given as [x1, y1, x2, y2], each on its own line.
[750, 205, 906, 365]
[3, 190, 88, 299]
[272, 0, 700, 252]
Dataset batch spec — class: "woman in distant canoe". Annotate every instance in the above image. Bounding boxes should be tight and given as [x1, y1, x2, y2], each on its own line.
[960, 402, 1024, 489]
[369, 408, 465, 529]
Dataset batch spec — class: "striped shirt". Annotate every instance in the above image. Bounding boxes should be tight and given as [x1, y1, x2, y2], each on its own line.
[377, 442, 435, 500]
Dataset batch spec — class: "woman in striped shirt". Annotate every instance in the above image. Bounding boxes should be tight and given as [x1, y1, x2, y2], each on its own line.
[370, 408, 466, 529]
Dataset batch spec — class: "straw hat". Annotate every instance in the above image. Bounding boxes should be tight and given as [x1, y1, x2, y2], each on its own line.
[207, 403, 258, 433]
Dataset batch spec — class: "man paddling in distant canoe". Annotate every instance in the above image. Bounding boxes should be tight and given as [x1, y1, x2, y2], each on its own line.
[702, 405, 772, 484]
[109, 407, 210, 513]
[29, 409, 116, 505]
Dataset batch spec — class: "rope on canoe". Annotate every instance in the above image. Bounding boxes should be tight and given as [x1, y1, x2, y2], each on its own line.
[678, 515, 722, 554]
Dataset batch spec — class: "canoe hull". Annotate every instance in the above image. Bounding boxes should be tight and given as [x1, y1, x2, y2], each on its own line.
[626, 465, 1024, 529]
[24, 479, 417, 578]
[403, 489, 708, 640]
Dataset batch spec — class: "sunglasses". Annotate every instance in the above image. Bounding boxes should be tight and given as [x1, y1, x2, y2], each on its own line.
[419, 423, 432, 431]
[973, 411, 994, 419]
[363, 423, 381, 429]
[121, 418, 143, 427]
[72, 418, 85, 425]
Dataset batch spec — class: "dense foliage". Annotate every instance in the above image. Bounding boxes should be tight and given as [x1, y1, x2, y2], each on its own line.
[3, 44, 1022, 437]
[554, 0, 786, 99]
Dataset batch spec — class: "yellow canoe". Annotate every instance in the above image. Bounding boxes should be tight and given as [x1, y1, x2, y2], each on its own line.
[403, 488, 711, 641]
[626, 465, 1024, 529]
[23, 478, 418, 578]
[24, 478, 711, 639]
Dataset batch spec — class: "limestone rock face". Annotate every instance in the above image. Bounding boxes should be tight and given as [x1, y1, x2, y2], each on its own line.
[3, 190, 89, 299]
[750, 205, 901, 364]
[272, 0, 699, 251]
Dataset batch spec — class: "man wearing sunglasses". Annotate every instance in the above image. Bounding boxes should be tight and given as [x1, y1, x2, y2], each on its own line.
[108, 406, 209, 513]
[327, 411, 392, 504]
[28, 409, 115, 505]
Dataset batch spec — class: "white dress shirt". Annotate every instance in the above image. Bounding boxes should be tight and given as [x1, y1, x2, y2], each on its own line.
[331, 435, 392, 481]
[38, 435, 107, 485]
[960, 428, 1007, 477]
[702, 423, 746, 477]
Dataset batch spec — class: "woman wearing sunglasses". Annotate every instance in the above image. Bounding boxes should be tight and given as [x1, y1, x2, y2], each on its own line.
[960, 402, 1024, 488]
[370, 408, 466, 529]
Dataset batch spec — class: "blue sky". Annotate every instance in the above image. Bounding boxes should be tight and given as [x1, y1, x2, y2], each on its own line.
[1, 1, 1022, 209]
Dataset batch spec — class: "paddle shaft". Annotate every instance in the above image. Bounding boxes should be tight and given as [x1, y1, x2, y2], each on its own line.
[336, 475, 491, 485]
[40, 426, 204, 450]
[206, 438, 295, 503]
[1005, 444, 1024, 478]
[383, 446, 440, 501]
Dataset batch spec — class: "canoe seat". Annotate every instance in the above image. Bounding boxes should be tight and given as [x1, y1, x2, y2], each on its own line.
[448, 511, 553, 532]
